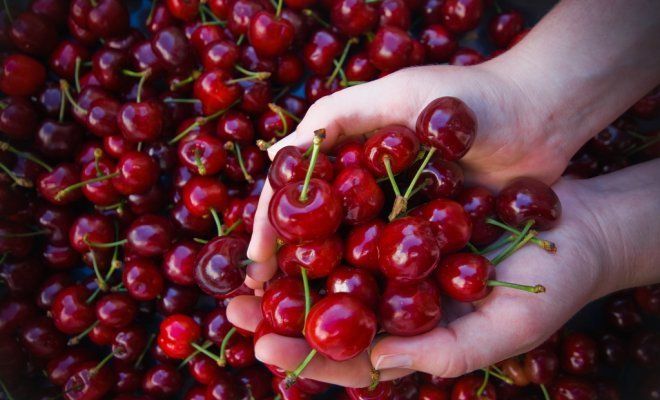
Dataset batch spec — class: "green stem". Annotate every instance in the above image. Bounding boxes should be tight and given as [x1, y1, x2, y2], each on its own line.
[89, 251, 108, 292]
[475, 235, 516, 255]
[382, 156, 401, 197]
[227, 74, 271, 84]
[85, 238, 127, 249]
[285, 349, 317, 388]
[134, 334, 155, 368]
[193, 238, 209, 244]
[236, 34, 245, 46]
[0, 378, 14, 400]
[482, 367, 513, 385]
[275, 0, 284, 17]
[477, 368, 490, 397]
[302, 9, 330, 28]
[0, 253, 7, 264]
[92, 349, 117, 375]
[403, 147, 436, 199]
[74, 57, 82, 93]
[487, 280, 546, 294]
[224, 219, 243, 236]
[168, 102, 236, 144]
[146, 0, 157, 25]
[540, 384, 550, 400]
[55, 172, 120, 201]
[299, 130, 325, 202]
[191, 342, 223, 364]
[1, 0, 12, 23]
[0, 141, 52, 172]
[163, 98, 201, 104]
[170, 70, 201, 91]
[233, 142, 254, 182]
[200, 5, 226, 25]
[269, 104, 290, 137]
[179, 341, 212, 369]
[0, 161, 32, 187]
[491, 220, 534, 265]
[60, 80, 87, 116]
[136, 69, 151, 103]
[486, 218, 556, 253]
[217, 327, 237, 366]
[59, 80, 68, 122]
[301, 267, 311, 326]
[0, 229, 49, 238]
[626, 134, 660, 156]
[210, 208, 224, 237]
[193, 149, 207, 175]
[68, 321, 99, 346]
[327, 38, 357, 86]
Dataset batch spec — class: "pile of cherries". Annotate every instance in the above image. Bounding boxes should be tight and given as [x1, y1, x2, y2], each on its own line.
[0, 0, 658, 399]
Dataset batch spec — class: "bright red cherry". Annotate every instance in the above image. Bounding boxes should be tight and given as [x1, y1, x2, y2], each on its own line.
[304, 293, 377, 361]
[177, 133, 227, 176]
[451, 375, 496, 400]
[346, 381, 394, 400]
[0, 54, 47, 96]
[126, 214, 174, 257]
[456, 186, 502, 246]
[345, 220, 385, 272]
[331, 0, 377, 37]
[51, 285, 95, 335]
[363, 125, 420, 177]
[377, 216, 441, 282]
[441, 0, 483, 33]
[415, 97, 477, 161]
[268, 145, 335, 190]
[326, 266, 379, 309]
[167, 0, 200, 21]
[194, 69, 243, 115]
[158, 314, 202, 359]
[118, 101, 164, 142]
[334, 140, 366, 171]
[95, 293, 137, 329]
[163, 240, 201, 286]
[63, 358, 114, 400]
[333, 167, 385, 225]
[369, 26, 412, 71]
[262, 277, 316, 337]
[249, 11, 295, 58]
[194, 235, 248, 297]
[496, 177, 562, 231]
[449, 47, 484, 66]
[380, 278, 441, 336]
[302, 29, 342, 76]
[278, 235, 343, 279]
[123, 258, 165, 301]
[410, 198, 472, 253]
[182, 176, 229, 217]
[111, 151, 159, 195]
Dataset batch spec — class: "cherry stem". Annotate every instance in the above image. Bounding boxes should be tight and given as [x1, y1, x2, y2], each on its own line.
[193, 148, 207, 175]
[491, 220, 534, 265]
[68, 321, 99, 346]
[146, 0, 157, 25]
[122, 69, 148, 78]
[0, 161, 32, 188]
[210, 208, 224, 237]
[0, 229, 48, 238]
[256, 138, 276, 151]
[327, 38, 357, 86]
[200, 4, 226, 25]
[334, 60, 349, 85]
[134, 334, 155, 369]
[85, 238, 127, 249]
[342, 80, 366, 87]
[168, 102, 237, 144]
[625, 129, 649, 141]
[285, 349, 317, 388]
[236, 34, 245, 46]
[301, 267, 311, 328]
[275, 0, 284, 18]
[0, 141, 52, 172]
[0, 378, 14, 400]
[191, 342, 223, 364]
[194, 238, 208, 244]
[227, 74, 271, 84]
[493, 0, 503, 13]
[299, 130, 326, 202]
[74, 57, 82, 92]
[59, 80, 68, 122]
[60, 80, 86, 115]
[55, 172, 119, 201]
[92, 349, 117, 376]
[170, 70, 201, 91]
[482, 367, 513, 385]
[1, 0, 12, 23]
[89, 251, 109, 292]
[369, 369, 380, 391]
[302, 9, 330, 28]
[403, 147, 436, 200]
[365, 0, 380, 3]
[486, 218, 556, 253]
[136, 69, 152, 103]
[163, 98, 201, 104]
[477, 367, 490, 397]
[273, 396, 281, 400]
[540, 384, 550, 400]
[382, 156, 401, 197]
[0, 253, 7, 264]
[217, 327, 237, 366]
[225, 219, 243, 235]
[178, 340, 212, 369]
[626, 134, 660, 156]
[473, 235, 515, 255]
[0, 101, 6, 109]
[233, 141, 254, 183]
[487, 280, 546, 294]
[274, 103, 301, 123]
[199, 2, 207, 22]
[269, 104, 289, 137]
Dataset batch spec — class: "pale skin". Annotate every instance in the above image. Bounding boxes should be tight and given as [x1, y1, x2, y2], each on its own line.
[227, 0, 660, 387]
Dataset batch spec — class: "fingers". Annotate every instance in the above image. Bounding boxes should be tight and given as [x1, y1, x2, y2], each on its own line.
[247, 179, 278, 265]
[255, 334, 411, 388]
[246, 256, 277, 284]
[227, 295, 263, 333]
[267, 72, 420, 160]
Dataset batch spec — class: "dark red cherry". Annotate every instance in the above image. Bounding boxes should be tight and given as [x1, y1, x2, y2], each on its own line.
[111, 151, 158, 195]
[415, 96, 477, 161]
[262, 277, 314, 337]
[123, 258, 165, 301]
[37, 273, 72, 310]
[456, 186, 502, 246]
[228, 0, 265, 36]
[441, 0, 483, 33]
[178, 133, 227, 176]
[496, 177, 562, 231]
[9, 12, 58, 57]
[188, 354, 223, 385]
[363, 125, 420, 177]
[30, 0, 68, 26]
[274, 52, 305, 85]
[604, 295, 642, 331]
[158, 314, 201, 359]
[0, 54, 47, 96]
[326, 266, 379, 309]
[206, 373, 246, 400]
[524, 347, 559, 384]
[127, 184, 166, 215]
[240, 80, 273, 115]
[269, 179, 343, 244]
[449, 47, 484, 66]
[46, 347, 94, 386]
[113, 325, 148, 363]
[418, 384, 448, 400]
[0, 224, 35, 258]
[202, 39, 239, 71]
[95, 293, 137, 329]
[35, 120, 84, 161]
[87, 0, 129, 39]
[158, 283, 200, 315]
[92, 48, 129, 92]
[51, 285, 95, 335]
[561, 332, 598, 375]
[378, 216, 441, 282]
[634, 284, 660, 315]
[190, 24, 224, 55]
[369, 26, 412, 71]
[194, 235, 248, 297]
[151, 26, 192, 71]
[126, 214, 173, 257]
[550, 377, 597, 400]
[268, 145, 335, 190]
[305, 75, 341, 103]
[163, 240, 201, 286]
[19, 316, 66, 359]
[489, 11, 524, 48]
[380, 278, 441, 336]
[113, 364, 142, 394]
[225, 334, 256, 368]
[194, 69, 243, 115]
[333, 167, 385, 225]
[69, 213, 114, 253]
[50, 40, 90, 80]
[345, 220, 385, 272]
[451, 375, 496, 400]
[249, 11, 295, 58]
[411, 198, 472, 253]
[63, 359, 114, 400]
[303, 29, 342, 76]
[378, 0, 411, 29]
[202, 306, 233, 345]
[72, 86, 111, 126]
[344, 51, 377, 83]
[278, 235, 343, 279]
[118, 101, 164, 142]
[0, 97, 40, 140]
[416, 155, 463, 199]
[347, 381, 394, 400]
[304, 293, 377, 361]
[630, 331, 660, 367]
[167, 0, 201, 21]
[171, 202, 213, 235]
[0, 298, 36, 336]
[142, 364, 183, 398]
[331, 0, 377, 37]
[86, 98, 121, 138]
[420, 24, 457, 63]
[435, 253, 493, 302]
[216, 110, 254, 143]
[598, 332, 627, 366]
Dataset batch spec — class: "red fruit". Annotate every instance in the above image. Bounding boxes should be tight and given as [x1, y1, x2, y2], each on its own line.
[326, 266, 379, 309]
[158, 314, 201, 359]
[63, 359, 114, 400]
[380, 279, 441, 336]
[333, 167, 385, 225]
[194, 236, 248, 297]
[369, 26, 412, 71]
[346, 381, 394, 400]
[126, 214, 174, 257]
[123, 258, 165, 301]
[167, 0, 200, 21]
[435, 253, 493, 302]
[248, 12, 295, 58]
[561, 332, 598, 375]
[331, 0, 377, 37]
[411, 198, 472, 253]
[0, 54, 47, 96]
[303, 29, 342, 76]
[489, 11, 524, 48]
[550, 377, 597, 400]
[182, 176, 229, 217]
[278, 235, 343, 279]
[345, 220, 386, 272]
[51, 285, 95, 335]
[496, 177, 562, 231]
[177, 133, 227, 176]
[118, 101, 164, 142]
[111, 151, 159, 195]
[363, 125, 420, 177]
[451, 375, 496, 399]
[415, 97, 477, 161]
[194, 69, 242, 115]
[262, 277, 316, 337]
[441, 0, 483, 33]
[95, 293, 137, 329]
[268, 145, 335, 190]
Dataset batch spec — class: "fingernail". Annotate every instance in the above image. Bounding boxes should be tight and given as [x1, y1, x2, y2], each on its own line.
[374, 354, 412, 370]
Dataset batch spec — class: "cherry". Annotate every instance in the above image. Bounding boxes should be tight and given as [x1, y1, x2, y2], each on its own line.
[118, 100, 164, 142]
[188, 353, 224, 384]
[262, 276, 316, 337]
[0, 257, 45, 293]
[598, 332, 627, 366]
[411, 198, 472, 253]
[524, 347, 559, 384]
[415, 97, 477, 161]
[51, 285, 95, 335]
[342, 51, 377, 83]
[9, 11, 58, 57]
[225, 334, 257, 368]
[69, 213, 114, 254]
[560, 332, 598, 375]
[273, 376, 312, 399]
[202, 306, 233, 345]
[216, 110, 254, 143]
[305, 75, 341, 103]
[0, 54, 47, 96]
[167, 0, 201, 21]
[441, 0, 483, 33]
[0, 298, 37, 336]
[79, 156, 120, 206]
[201, 39, 239, 71]
[436, 253, 544, 302]
[331, 0, 377, 37]
[416, 155, 463, 199]
[378, 0, 411, 28]
[113, 325, 148, 362]
[0, 97, 40, 141]
[332, 167, 385, 225]
[46, 347, 94, 386]
[158, 314, 202, 359]
[89, 323, 118, 346]
[550, 377, 597, 400]
[182, 176, 229, 222]
[634, 284, 660, 315]
[604, 294, 643, 331]
[19, 316, 66, 359]
[151, 26, 192, 71]
[92, 48, 130, 92]
[50, 40, 90, 81]
[37, 273, 72, 310]
[240, 80, 273, 115]
[142, 364, 183, 398]
[190, 24, 224, 55]
[450, 374, 496, 400]
[158, 283, 200, 315]
[344, 220, 385, 272]
[380, 278, 442, 336]
[420, 24, 457, 63]
[418, 384, 448, 400]
[450, 47, 484, 66]
[456, 186, 502, 246]
[95, 293, 137, 329]
[194, 69, 244, 115]
[123, 258, 165, 301]
[206, 373, 246, 400]
[178, 132, 227, 176]
[347, 381, 394, 400]
[163, 240, 201, 286]
[194, 235, 248, 297]
[278, 235, 343, 278]
[249, 10, 295, 58]
[303, 29, 343, 76]
[87, 0, 130, 39]
[126, 214, 174, 257]
[63, 357, 114, 400]
[171, 201, 213, 235]
[228, 0, 265, 36]
[378, 216, 441, 282]
[369, 26, 413, 71]
[111, 151, 159, 195]
[496, 177, 562, 231]
[113, 364, 142, 394]
[71, 86, 111, 126]
[269, 145, 335, 190]
[30, 0, 69, 26]
[489, 10, 524, 48]
[84, 98, 121, 138]
[630, 331, 660, 367]
[304, 293, 377, 361]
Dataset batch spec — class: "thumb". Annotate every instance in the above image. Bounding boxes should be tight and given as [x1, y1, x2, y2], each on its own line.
[267, 70, 421, 160]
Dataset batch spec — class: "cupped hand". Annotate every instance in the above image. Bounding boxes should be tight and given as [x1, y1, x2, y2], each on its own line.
[228, 177, 611, 387]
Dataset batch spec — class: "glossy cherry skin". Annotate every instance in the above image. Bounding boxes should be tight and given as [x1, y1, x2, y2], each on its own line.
[123, 258, 165, 301]
[19, 316, 66, 359]
[49, 40, 90, 80]
[269, 179, 343, 244]
[163, 240, 200, 286]
[9, 11, 58, 57]
[178, 133, 227, 176]
[151, 26, 192, 71]
[113, 326, 148, 363]
[634, 284, 660, 315]
[331, 0, 377, 37]
[415, 97, 477, 161]
[435, 253, 494, 302]
[194, 235, 248, 297]
[69, 213, 114, 253]
[456, 186, 502, 246]
[302, 28, 343, 75]
[380, 278, 442, 336]
[524, 347, 559, 384]
[262, 277, 316, 337]
[333, 167, 385, 225]
[0, 97, 40, 140]
[347, 381, 394, 400]
[188, 354, 223, 385]
[95, 293, 137, 329]
[126, 214, 173, 257]
[182, 176, 229, 217]
[441, 0, 483, 33]
[420, 24, 457, 63]
[158, 283, 199, 315]
[63, 360, 114, 400]
[142, 364, 183, 398]
[451, 375, 496, 400]
[0, 54, 47, 96]
[51, 285, 95, 335]
[418, 385, 448, 400]
[225, 334, 256, 368]
[167, 0, 200, 21]
[206, 373, 246, 400]
[604, 294, 642, 331]
[411, 198, 472, 253]
[489, 11, 524, 48]
[363, 125, 420, 177]
[334, 140, 366, 171]
[89, 323, 118, 346]
[496, 177, 562, 231]
[171, 202, 213, 235]
[278, 235, 343, 279]
[249, 11, 295, 58]
[111, 151, 159, 195]
[326, 266, 379, 309]
[79, 157, 120, 206]
[561, 332, 598, 375]
[202, 306, 233, 345]
[417, 156, 463, 200]
[550, 377, 597, 400]
[369, 26, 412, 71]
[117, 101, 163, 142]
[305, 293, 377, 361]
[268, 146, 335, 190]
[0, 298, 37, 336]
[46, 347, 94, 386]
[378, 216, 441, 282]
[194, 69, 242, 115]
[158, 314, 202, 359]
[630, 331, 660, 367]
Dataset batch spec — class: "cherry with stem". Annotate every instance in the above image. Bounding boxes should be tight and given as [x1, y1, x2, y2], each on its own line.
[389, 147, 436, 220]
[217, 327, 237, 366]
[168, 100, 239, 144]
[0, 141, 52, 172]
[225, 141, 254, 183]
[486, 217, 556, 253]
[299, 130, 326, 202]
[327, 38, 358, 87]
[68, 320, 100, 346]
